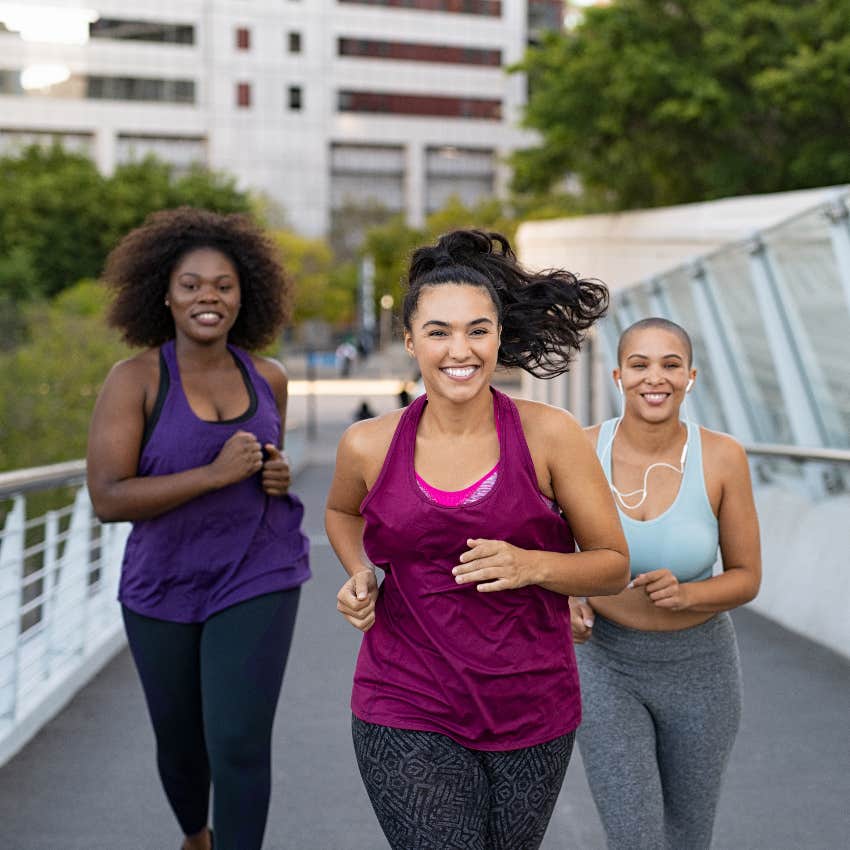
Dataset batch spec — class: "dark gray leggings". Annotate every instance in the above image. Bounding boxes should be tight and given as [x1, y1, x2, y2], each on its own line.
[352, 716, 575, 850]
[575, 613, 742, 850]
[123, 589, 300, 850]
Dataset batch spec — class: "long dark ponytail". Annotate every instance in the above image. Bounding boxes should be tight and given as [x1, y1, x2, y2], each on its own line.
[403, 229, 608, 378]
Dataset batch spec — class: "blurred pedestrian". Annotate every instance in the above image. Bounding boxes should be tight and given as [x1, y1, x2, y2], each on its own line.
[336, 341, 357, 377]
[572, 317, 761, 850]
[87, 207, 310, 850]
[353, 400, 376, 421]
[326, 229, 629, 849]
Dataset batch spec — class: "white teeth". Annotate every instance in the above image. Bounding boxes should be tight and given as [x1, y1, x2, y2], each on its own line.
[196, 312, 220, 320]
[643, 393, 668, 401]
[443, 367, 476, 378]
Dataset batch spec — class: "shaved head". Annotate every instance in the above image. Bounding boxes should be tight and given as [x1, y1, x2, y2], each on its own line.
[617, 318, 693, 367]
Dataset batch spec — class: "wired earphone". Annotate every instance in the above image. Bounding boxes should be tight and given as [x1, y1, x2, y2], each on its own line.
[602, 377, 694, 510]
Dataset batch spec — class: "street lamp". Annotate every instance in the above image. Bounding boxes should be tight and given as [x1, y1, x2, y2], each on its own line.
[379, 294, 394, 351]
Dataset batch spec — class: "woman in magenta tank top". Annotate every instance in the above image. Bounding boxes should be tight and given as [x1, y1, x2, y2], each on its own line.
[87, 208, 309, 850]
[326, 229, 630, 850]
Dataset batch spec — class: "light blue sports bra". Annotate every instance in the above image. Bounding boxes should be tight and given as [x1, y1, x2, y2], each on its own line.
[597, 418, 719, 582]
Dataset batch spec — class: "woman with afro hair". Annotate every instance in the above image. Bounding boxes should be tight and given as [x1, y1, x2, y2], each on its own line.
[87, 207, 310, 850]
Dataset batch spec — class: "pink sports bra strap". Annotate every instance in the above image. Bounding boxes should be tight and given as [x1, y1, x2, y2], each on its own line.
[416, 463, 501, 507]
[414, 398, 501, 506]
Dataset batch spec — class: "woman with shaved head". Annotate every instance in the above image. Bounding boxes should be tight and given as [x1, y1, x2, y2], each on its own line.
[573, 317, 762, 850]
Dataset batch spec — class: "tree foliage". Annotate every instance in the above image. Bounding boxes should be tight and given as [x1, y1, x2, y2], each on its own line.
[0, 281, 130, 472]
[273, 230, 357, 326]
[512, 0, 850, 210]
[362, 195, 517, 313]
[0, 145, 252, 301]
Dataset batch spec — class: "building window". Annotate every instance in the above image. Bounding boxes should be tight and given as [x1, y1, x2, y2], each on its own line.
[117, 135, 207, 171]
[237, 82, 252, 108]
[338, 38, 501, 66]
[425, 146, 495, 213]
[236, 28, 251, 50]
[337, 90, 501, 120]
[336, 0, 501, 16]
[87, 76, 196, 103]
[89, 18, 195, 45]
[288, 85, 302, 111]
[1, 71, 196, 103]
[288, 31, 302, 53]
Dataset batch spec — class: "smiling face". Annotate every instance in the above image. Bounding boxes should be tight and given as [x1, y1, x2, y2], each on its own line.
[404, 283, 501, 403]
[166, 247, 241, 344]
[614, 327, 696, 421]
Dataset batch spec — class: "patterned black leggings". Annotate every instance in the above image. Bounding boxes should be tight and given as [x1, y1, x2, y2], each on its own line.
[352, 716, 575, 850]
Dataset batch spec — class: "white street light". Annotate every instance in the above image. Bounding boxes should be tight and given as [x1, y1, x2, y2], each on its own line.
[20, 63, 71, 90]
[0, 3, 99, 46]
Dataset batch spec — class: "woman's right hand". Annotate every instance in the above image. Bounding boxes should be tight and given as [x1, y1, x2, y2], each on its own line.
[570, 597, 595, 644]
[208, 430, 263, 488]
[337, 569, 378, 632]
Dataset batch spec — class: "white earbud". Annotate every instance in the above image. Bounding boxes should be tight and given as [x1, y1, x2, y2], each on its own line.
[685, 378, 694, 393]
[616, 378, 624, 394]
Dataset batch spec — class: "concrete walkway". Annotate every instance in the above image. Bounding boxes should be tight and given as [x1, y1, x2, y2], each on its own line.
[1, 403, 848, 849]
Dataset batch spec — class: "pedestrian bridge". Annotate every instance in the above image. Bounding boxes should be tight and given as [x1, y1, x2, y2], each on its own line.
[1, 188, 849, 848]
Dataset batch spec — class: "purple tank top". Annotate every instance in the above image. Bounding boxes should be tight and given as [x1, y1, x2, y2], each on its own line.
[118, 340, 310, 622]
[352, 388, 581, 750]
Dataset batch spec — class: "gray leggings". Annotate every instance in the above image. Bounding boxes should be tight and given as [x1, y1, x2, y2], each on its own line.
[575, 613, 741, 850]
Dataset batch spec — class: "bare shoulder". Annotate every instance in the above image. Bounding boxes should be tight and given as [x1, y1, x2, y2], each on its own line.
[700, 427, 749, 470]
[102, 349, 158, 396]
[513, 397, 584, 448]
[252, 355, 288, 395]
[339, 408, 405, 462]
[583, 423, 602, 448]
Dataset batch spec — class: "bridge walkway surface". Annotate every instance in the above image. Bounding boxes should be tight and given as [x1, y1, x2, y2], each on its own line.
[1, 415, 848, 850]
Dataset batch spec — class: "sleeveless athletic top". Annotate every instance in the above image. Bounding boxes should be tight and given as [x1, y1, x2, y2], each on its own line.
[352, 388, 581, 751]
[416, 405, 501, 505]
[597, 418, 718, 582]
[118, 340, 311, 622]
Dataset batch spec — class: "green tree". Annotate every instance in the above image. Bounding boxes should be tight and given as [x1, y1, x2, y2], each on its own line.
[0, 145, 110, 300]
[512, 0, 850, 211]
[0, 145, 253, 302]
[0, 281, 130, 472]
[273, 230, 356, 326]
[362, 195, 517, 311]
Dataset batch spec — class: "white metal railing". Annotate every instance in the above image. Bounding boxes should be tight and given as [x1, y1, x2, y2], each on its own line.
[0, 423, 307, 767]
[0, 465, 129, 766]
[741, 443, 850, 464]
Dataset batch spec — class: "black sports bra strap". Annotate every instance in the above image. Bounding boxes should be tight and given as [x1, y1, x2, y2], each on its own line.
[141, 348, 171, 449]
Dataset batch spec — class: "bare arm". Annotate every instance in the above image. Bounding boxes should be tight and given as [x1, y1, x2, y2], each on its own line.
[325, 422, 377, 579]
[453, 405, 630, 597]
[325, 420, 391, 631]
[680, 434, 761, 612]
[86, 358, 262, 522]
[630, 432, 761, 612]
[255, 356, 291, 495]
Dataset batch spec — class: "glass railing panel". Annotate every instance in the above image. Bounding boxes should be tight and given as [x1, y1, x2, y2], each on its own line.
[761, 207, 850, 447]
[703, 244, 793, 443]
[654, 267, 729, 433]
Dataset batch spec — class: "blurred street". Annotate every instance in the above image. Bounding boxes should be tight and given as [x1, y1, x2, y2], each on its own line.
[1, 377, 848, 849]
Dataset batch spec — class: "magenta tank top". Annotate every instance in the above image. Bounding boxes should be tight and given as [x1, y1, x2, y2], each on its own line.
[352, 388, 581, 750]
[118, 341, 310, 622]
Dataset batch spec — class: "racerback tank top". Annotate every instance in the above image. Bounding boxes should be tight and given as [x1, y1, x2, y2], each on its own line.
[597, 418, 719, 582]
[118, 340, 311, 622]
[352, 388, 581, 751]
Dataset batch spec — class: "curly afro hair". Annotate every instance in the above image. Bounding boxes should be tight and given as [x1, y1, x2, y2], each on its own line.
[103, 206, 292, 350]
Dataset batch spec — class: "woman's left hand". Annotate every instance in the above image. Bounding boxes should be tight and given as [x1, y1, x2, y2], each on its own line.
[452, 538, 532, 592]
[261, 444, 291, 496]
[630, 569, 692, 610]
